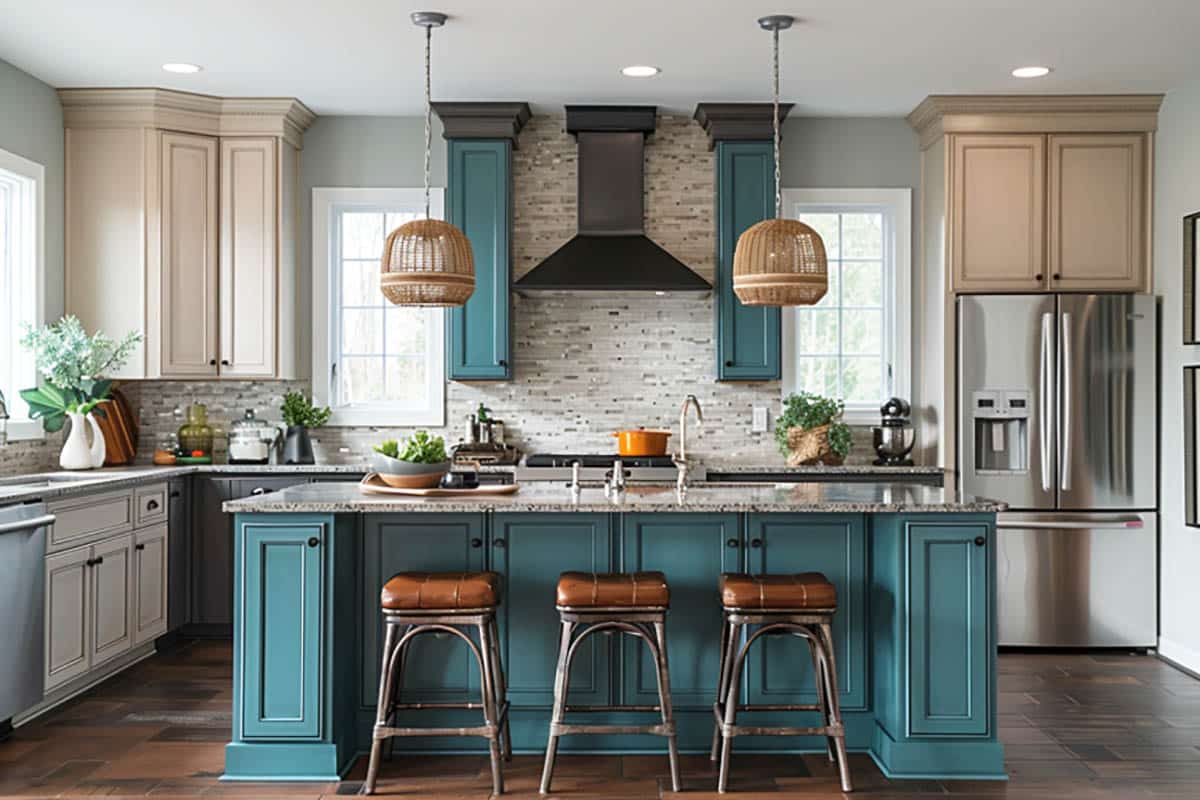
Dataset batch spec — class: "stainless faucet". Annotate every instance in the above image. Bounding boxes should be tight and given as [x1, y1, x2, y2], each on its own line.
[674, 395, 704, 488]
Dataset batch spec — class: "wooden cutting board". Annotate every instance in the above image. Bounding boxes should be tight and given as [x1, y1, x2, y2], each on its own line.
[359, 473, 520, 497]
[94, 387, 138, 466]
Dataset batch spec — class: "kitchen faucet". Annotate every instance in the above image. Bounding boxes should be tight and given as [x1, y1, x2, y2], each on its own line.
[674, 394, 704, 490]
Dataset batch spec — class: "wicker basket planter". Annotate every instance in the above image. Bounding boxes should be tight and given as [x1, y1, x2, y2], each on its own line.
[786, 424, 845, 467]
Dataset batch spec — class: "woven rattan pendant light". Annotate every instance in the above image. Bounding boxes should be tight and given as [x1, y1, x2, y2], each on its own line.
[731, 15, 828, 306]
[380, 11, 475, 307]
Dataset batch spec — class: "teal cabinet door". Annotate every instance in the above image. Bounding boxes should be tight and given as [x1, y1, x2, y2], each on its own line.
[745, 514, 868, 711]
[620, 513, 741, 708]
[715, 141, 781, 381]
[238, 519, 325, 739]
[359, 514, 486, 707]
[907, 520, 991, 736]
[447, 140, 511, 380]
[492, 513, 613, 707]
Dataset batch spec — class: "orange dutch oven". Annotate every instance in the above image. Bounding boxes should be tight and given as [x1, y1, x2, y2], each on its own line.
[612, 428, 673, 457]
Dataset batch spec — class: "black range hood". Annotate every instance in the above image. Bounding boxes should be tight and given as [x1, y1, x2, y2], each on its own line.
[514, 106, 711, 292]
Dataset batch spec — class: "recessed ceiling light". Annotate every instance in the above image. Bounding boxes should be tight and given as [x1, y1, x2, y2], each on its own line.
[621, 65, 660, 78]
[1012, 66, 1051, 78]
[162, 63, 202, 74]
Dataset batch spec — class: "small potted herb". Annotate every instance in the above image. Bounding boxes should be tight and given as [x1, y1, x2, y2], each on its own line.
[372, 431, 450, 488]
[775, 392, 853, 466]
[279, 392, 331, 465]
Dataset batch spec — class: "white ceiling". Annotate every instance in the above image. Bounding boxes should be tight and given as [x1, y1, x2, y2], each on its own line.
[1, 0, 1198, 117]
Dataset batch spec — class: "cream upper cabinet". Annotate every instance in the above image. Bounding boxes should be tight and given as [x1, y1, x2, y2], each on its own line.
[219, 138, 278, 378]
[950, 134, 1046, 292]
[161, 133, 220, 377]
[61, 88, 314, 380]
[1048, 134, 1147, 292]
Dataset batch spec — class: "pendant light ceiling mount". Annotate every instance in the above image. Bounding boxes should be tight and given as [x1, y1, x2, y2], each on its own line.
[380, 9, 476, 307]
[732, 13, 829, 307]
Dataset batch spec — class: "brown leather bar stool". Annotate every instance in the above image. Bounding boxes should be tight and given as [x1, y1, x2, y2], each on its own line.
[710, 572, 852, 793]
[362, 572, 511, 796]
[540, 571, 681, 794]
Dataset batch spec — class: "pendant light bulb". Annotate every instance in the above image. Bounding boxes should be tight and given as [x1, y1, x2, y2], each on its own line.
[731, 14, 828, 307]
[380, 11, 476, 307]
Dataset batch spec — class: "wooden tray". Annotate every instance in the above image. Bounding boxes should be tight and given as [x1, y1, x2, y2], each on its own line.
[359, 473, 520, 497]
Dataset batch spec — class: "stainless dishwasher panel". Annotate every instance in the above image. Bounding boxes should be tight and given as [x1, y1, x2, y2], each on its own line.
[0, 503, 53, 721]
[997, 511, 1157, 647]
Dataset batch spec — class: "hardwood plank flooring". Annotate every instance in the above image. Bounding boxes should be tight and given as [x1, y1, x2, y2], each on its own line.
[2, 640, 1200, 798]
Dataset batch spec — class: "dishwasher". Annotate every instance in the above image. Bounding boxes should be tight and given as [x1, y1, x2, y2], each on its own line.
[0, 502, 54, 728]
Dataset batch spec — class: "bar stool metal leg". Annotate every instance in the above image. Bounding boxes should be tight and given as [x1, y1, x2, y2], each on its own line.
[709, 620, 733, 762]
[716, 621, 745, 794]
[806, 630, 835, 763]
[478, 620, 504, 796]
[363, 623, 398, 795]
[540, 620, 575, 795]
[653, 620, 682, 793]
[818, 621, 852, 793]
[489, 616, 513, 761]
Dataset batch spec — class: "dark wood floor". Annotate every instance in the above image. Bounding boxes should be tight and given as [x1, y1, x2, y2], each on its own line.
[3, 640, 1200, 798]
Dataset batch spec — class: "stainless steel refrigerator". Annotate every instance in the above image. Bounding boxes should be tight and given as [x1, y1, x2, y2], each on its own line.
[958, 294, 1157, 647]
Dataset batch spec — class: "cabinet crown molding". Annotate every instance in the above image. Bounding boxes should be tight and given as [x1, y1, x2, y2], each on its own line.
[693, 102, 794, 150]
[58, 88, 316, 149]
[907, 94, 1163, 149]
[431, 102, 532, 147]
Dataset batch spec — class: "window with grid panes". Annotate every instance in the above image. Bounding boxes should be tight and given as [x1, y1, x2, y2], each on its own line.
[0, 147, 43, 441]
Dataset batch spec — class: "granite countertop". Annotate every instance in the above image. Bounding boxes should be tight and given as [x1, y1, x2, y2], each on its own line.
[704, 463, 944, 475]
[223, 480, 1004, 514]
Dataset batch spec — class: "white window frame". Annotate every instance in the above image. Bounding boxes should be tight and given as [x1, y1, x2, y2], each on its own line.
[311, 187, 446, 427]
[781, 188, 911, 426]
[0, 147, 45, 441]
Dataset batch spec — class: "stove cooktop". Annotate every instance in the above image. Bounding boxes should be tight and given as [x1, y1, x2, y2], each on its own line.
[524, 454, 675, 468]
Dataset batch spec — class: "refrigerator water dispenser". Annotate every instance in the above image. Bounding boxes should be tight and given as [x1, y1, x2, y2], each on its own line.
[972, 389, 1029, 473]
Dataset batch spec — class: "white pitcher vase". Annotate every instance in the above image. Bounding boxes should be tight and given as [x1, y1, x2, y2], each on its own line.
[60, 410, 106, 470]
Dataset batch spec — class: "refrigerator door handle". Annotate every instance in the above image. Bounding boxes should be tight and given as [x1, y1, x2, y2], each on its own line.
[1040, 312, 1053, 493]
[1060, 312, 1073, 492]
[997, 519, 1145, 530]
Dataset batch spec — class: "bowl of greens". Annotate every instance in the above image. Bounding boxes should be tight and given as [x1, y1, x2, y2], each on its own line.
[371, 431, 451, 488]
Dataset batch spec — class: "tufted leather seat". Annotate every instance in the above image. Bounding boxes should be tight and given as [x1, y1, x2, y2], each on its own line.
[719, 572, 837, 610]
[381, 571, 501, 610]
[556, 571, 670, 608]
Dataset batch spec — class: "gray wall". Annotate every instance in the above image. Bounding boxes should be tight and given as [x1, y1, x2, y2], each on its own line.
[0, 57, 64, 322]
[1153, 80, 1200, 673]
[781, 116, 919, 189]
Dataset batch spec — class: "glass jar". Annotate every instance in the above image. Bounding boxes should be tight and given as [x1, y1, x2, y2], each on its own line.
[153, 432, 179, 465]
[227, 409, 280, 465]
[177, 403, 214, 457]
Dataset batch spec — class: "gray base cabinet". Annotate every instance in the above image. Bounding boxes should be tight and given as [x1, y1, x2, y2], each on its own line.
[133, 524, 169, 646]
[44, 546, 91, 690]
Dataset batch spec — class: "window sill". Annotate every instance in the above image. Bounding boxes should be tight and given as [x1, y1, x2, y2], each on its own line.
[3, 420, 46, 443]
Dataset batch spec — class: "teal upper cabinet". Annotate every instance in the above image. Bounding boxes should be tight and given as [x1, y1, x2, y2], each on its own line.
[697, 103, 792, 381]
[715, 142, 780, 381]
[435, 102, 531, 382]
[236, 517, 326, 740]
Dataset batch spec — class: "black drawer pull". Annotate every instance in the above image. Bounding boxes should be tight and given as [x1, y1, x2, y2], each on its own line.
[135, 543, 145, 551]
[726, 538, 739, 549]
[493, 538, 507, 549]
[85, 557, 96, 567]
[169, 491, 181, 498]
[146, 499, 160, 511]
[307, 537, 320, 548]
[93, 556, 104, 566]
[974, 536, 986, 547]
[750, 538, 763, 549]
[250, 487, 271, 496]
[471, 538, 483, 548]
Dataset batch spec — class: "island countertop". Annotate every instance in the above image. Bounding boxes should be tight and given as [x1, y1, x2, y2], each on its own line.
[222, 479, 1003, 514]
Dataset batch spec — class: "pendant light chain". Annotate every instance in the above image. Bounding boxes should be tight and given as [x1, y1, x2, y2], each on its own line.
[423, 23, 432, 220]
[772, 25, 782, 218]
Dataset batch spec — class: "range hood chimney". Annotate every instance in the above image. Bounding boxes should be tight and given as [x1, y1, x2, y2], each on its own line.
[514, 106, 712, 292]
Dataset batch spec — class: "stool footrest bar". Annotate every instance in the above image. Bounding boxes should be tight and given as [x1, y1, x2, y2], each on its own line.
[550, 723, 674, 737]
[565, 704, 661, 713]
[374, 724, 498, 739]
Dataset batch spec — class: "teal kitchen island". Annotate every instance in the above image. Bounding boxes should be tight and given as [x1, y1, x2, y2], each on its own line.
[222, 481, 1006, 783]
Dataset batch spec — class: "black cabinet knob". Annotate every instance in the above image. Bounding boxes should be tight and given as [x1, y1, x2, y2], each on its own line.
[1035, 274, 1044, 281]
[726, 538, 739, 549]
[750, 538, 763, 549]
[498, 359, 508, 368]
[221, 359, 231, 366]
[307, 537, 320, 548]
[471, 538, 483, 548]
[135, 543, 145, 551]
[209, 359, 217, 366]
[725, 360, 734, 367]
[169, 491, 181, 498]
[93, 556, 104, 565]
[85, 558, 96, 567]
[974, 536, 986, 547]
[1052, 273, 1061, 280]
[493, 538, 507, 548]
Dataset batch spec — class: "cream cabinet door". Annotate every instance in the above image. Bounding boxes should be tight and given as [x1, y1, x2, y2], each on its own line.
[161, 132, 220, 377]
[45, 546, 91, 691]
[1048, 134, 1147, 292]
[219, 138, 278, 378]
[133, 524, 169, 645]
[90, 533, 134, 669]
[951, 134, 1046, 292]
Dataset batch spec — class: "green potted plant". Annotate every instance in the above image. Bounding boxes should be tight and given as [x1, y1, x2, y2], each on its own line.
[371, 431, 450, 488]
[775, 392, 853, 466]
[19, 317, 141, 470]
[280, 392, 331, 465]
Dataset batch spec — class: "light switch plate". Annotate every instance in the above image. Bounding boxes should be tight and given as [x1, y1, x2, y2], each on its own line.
[752, 406, 769, 433]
